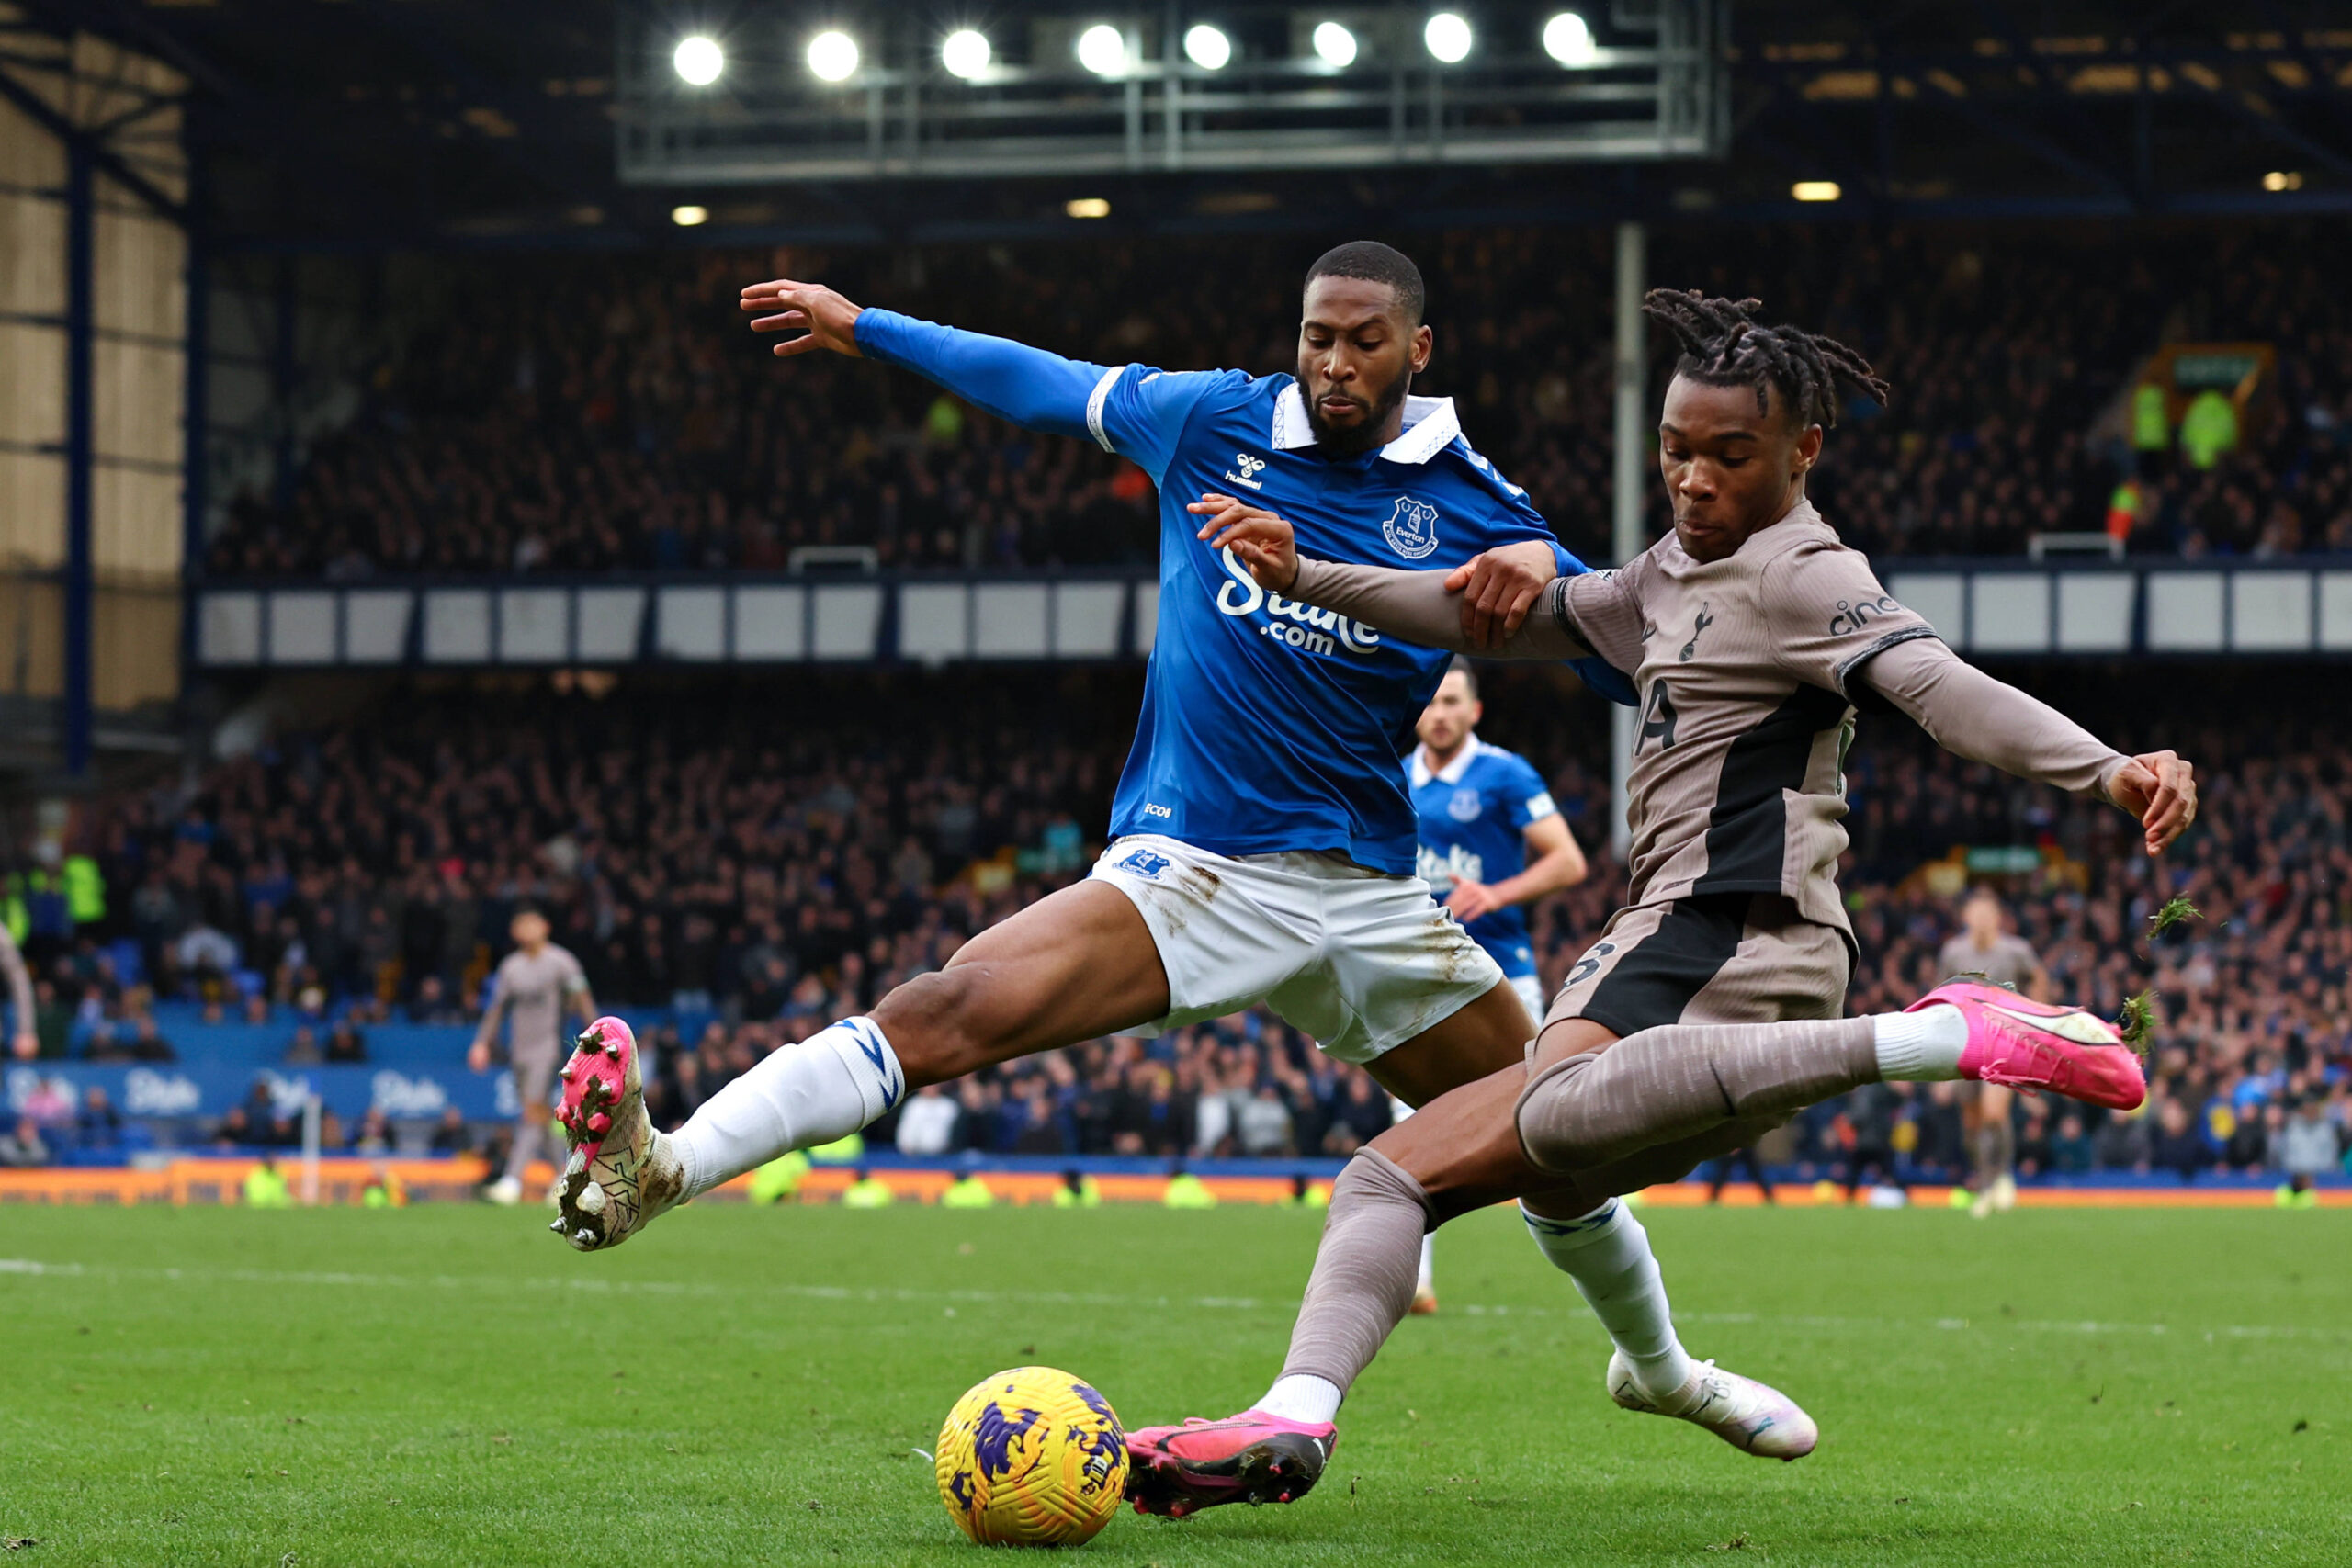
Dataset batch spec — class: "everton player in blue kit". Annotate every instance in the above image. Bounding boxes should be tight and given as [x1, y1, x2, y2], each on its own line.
[1395, 659, 1589, 1313]
[547, 245, 1776, 1499]
[1409, 660, 1588, 1022]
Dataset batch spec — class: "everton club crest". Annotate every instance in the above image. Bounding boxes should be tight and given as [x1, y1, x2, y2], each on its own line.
[1383, 497, 1442, 561]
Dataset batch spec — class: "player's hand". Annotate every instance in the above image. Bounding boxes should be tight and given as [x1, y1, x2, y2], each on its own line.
[9, 1031, 35, 1061]
[2104, 750, 2198, 854]
[1443, 881, 1503, 922]
[467, 1041, 492, 1073]
[740, 278, 865, 359]
[1442, 541, 1558, 646]
[1191, 494, 1299, 591]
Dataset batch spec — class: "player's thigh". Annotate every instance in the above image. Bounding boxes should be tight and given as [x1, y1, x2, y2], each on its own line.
[1373, 1016, 1621, 1221]
[1364, 977, 1535, 1110]
[872, 879, 1171, 1085]
[1308, 875, 1526, 1097]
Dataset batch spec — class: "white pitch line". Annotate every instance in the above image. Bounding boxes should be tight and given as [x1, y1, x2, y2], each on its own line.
[4, 1257, 2346, 1344]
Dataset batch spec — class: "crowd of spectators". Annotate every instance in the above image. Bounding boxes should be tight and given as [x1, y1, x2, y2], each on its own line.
[199, 220, 2352, 582]
[15, 663, 2335, 1187]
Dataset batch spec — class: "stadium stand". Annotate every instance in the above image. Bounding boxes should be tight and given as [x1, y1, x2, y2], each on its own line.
[195, 221, 2352, 581]
[7, 666, 2338, 1188]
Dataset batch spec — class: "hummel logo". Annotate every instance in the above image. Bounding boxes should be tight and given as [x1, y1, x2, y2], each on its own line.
[1225, 452, 1268, 491]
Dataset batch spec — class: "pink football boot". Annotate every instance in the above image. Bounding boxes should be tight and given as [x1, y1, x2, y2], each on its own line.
[1124, 1411, 1336, 1517]
[1907, 980, 2146, 1111]
[548, 1016, 684, 1251]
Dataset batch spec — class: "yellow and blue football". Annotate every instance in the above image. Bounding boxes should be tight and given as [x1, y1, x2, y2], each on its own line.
[934, 1366, 1126, 1547]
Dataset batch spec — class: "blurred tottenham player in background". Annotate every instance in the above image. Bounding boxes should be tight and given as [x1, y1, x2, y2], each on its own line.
[1396, 657, 1587, 1311]
[469, 907, 594, 1206]
[1937, 889, 2050, 1217]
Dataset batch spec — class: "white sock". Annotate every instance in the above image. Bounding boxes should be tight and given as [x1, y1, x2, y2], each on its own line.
[672, 1017, 904, 1200]
[1872, 1005, 1967, 1081]
[1255, 1374, 1343, 1426]
[1415, 1232, 1436, 1296]
[1525, 1199, 1694, 1400]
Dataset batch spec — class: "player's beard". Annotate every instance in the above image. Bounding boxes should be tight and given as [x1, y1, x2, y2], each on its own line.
[1305, 370, 1411, 458]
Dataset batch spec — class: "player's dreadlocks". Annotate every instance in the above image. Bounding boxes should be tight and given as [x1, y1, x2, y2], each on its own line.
[1641, 288, 1889, 429]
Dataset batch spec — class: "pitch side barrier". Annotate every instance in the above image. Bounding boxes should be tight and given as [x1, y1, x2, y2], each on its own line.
[1, 1150, 2340, 1208]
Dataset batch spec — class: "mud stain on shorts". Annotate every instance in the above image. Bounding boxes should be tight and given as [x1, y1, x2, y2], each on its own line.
[1423, 908, 1474, 989]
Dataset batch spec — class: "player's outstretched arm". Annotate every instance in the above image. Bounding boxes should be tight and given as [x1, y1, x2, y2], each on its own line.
[1193, 496, 1593, 662]
[741, 276, 1108, 444]
[1856, 637, 2198, 855]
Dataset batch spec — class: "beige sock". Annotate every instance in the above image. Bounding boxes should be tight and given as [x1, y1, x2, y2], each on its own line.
[1273, 1149, 1433, 1398]
[1517, 1017, 1880, 1175]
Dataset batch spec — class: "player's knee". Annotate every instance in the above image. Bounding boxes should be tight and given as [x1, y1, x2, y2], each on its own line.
[1331, 1147, 1434, 1228]
[1514, 1053, 1633, 1173]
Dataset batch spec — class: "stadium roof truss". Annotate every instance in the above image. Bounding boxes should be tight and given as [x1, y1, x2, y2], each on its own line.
[614, 3, 1732, 185]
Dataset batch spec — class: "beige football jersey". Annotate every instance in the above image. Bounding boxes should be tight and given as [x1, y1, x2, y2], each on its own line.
[1936, 931, 2041, 987]
[1551, 498, 1935, 931]
[487, 943, 590, 1055]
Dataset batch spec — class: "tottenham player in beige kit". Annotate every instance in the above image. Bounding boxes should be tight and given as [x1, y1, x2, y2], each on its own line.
[1939, 889, 2050, 1216]
[469, 908, 596, 1205]
[1120, 290, 2199, 1517]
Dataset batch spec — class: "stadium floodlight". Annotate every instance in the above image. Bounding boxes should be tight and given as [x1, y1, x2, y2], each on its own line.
[1065, 197, 1112, 219]
[1076, 23, 1127, 75]
[671, 204, 710, 226]
[672, 35, 724, 86]
[1792, 180, 1841, 202]
[1543, 13, 1597, 66]
[941, 28, 992, 79]
[1183, 24, 1232, 70]
[1425, 13, 1472, 63]
[1311, 21, 1358, 68]
[808, 30, 860, 83]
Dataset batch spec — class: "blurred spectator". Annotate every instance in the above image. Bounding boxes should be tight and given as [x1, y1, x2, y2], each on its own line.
[76, 1086, 123, 1153]
[429, 1105, 474, 1156]
[2150, 1100, 2209, 1184]
[895, 1083, 960, 1156]
[0, 1115, 49, 1167]
[325, 1021, 368, 1065]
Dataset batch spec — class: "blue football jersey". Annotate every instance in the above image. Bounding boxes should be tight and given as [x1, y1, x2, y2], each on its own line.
[1091, 370, 1614, 873]
[1410, 738, 1556, 978]
[852, 311, 1634, 875]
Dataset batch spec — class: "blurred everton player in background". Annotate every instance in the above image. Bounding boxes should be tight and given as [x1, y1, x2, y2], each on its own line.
[550, 243, 1777, 1464]
[1396, 657, 1588, 1311]
[1410, 659, 1587, 1021]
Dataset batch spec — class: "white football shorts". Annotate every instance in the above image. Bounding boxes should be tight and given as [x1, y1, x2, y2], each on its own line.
[1089, 833, 1508, 1065]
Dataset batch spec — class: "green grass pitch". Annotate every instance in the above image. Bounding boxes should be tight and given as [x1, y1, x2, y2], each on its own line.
[4, 1200, 2346, 1566]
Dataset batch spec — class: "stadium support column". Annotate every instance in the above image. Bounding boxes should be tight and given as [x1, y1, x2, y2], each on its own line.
[63, 136, 96, 780]
[183, 155, 209, 669]
[1608, 220, 1645, 860]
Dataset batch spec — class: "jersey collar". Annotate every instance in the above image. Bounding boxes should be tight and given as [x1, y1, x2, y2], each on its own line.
[1272, 382, 1462, 464]
[1410, 734, 1482, 788]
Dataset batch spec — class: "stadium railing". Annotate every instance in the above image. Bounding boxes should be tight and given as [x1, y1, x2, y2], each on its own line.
[188, 554, 2352, 671]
